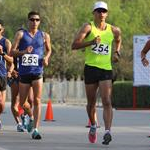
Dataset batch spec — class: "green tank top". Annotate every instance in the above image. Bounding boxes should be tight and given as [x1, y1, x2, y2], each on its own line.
[84, 21, 114, 70]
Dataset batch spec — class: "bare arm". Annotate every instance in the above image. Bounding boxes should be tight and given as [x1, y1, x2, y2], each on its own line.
[0, 39, 13, 64]
[11, 31, 33, 57]
[141, 40, 150, 67]
[141, 40, 150, 59]
[71, 23, 100, 50]
[43, 32, 52, 66]
[7, 63, 14, 78]
[5, 39, 14, 77]
[112, 26, 122, 62]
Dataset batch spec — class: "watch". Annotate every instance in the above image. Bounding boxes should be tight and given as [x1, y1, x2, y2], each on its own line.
[1, 52, 6, 56]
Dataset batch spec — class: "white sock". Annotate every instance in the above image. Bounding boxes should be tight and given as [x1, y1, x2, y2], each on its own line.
[105, 130, 111, 134]
[91, 124, 96, 128]
[18, 122, 22, 125]
[34, 128, 38, 132]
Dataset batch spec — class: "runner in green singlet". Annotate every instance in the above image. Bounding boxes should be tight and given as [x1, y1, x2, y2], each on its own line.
[72, 1, 121, 145]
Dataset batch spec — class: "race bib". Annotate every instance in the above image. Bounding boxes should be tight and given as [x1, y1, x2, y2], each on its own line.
[22, 54, 39, 66]
[91, 43, 109, 55]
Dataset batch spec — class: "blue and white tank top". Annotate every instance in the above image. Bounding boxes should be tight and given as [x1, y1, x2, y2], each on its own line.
[0, 37, 7, 77]
[18, 29, 44, 75]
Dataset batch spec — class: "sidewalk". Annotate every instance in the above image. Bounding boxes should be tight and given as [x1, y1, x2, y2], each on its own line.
[0, 102, 149, 150]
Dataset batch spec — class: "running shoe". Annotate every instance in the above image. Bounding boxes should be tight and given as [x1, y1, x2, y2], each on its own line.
[17, 124, 24, 132]
[21, 114, 29, 129]
[102, 132, 112, 145]
[88, 126, 97, 143]
[26, 119, 34, 133]
[32, 130, 42, 140]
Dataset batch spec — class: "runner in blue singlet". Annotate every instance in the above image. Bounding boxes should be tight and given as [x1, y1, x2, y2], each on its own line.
[0, 19, 13, 129]
[11, 11, 51, 140]
[9, 54, 34, 132]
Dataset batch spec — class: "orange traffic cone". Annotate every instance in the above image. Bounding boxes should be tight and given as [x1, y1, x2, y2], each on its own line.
[86, 112, 100, 128]
[44, 100, 55, 121]
[18, 104, 24, 116]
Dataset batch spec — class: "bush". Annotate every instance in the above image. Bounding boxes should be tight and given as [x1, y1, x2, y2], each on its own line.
[136, 86, 150, 108]
[112, 81, 150, 108]
[112, 81, 133, 108]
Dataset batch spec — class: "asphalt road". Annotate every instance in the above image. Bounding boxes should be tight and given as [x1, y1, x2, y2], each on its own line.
[0, 102, 150, 150]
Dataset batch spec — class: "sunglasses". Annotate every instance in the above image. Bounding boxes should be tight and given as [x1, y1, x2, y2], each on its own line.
[95, 8, 107, 13]
[29, 18, 40, 22]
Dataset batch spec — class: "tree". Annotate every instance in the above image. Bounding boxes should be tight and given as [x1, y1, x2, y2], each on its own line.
[1, 0, 150, 80]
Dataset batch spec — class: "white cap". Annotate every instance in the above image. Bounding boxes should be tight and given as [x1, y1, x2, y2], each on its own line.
[93, 1, 108, 11]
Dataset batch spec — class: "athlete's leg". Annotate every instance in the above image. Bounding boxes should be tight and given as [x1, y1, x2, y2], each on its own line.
[30, 78, 43, 140]
[32, 78, 43, 129]
[99, 80, 112, 145]
[28, 87, 33, 109]
[85, 83, 99, 143]
[20, 87, 34, 130]
[0, 89, 6, 129]
[99, 80, 112, 130]
[0, 90, 6, 114]
[10, 81, 20, 124]
[0, 90, 6, 129]
[22, 87, 33, 116]
[19, 82, 33, 118]
[85, 83, 98, 126]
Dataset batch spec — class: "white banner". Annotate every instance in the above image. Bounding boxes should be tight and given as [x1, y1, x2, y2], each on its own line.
[133, 35, 150, 86]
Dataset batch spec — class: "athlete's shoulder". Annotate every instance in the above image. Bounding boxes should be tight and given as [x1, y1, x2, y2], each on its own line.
[111, 25, 121, 34]
[17, 27, 25, 31]
[0, 36, 6, 41]
[15, 29, 24, 38]
[79, 22, 92, 34]
[40, 31, 50, 43]
[83, 22, 92, 28]
[41, 31, 49, 37]
[5, 38, 11, 45]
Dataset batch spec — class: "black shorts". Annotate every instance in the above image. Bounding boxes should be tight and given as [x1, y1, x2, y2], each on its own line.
[84, 65, 113, 84]
[20, 74, 43, 84]
[7, 77, 19, 87]
[0, 76, 7, 91]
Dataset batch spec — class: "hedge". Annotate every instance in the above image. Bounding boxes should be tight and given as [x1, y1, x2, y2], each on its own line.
[112, 81, 150, 108]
